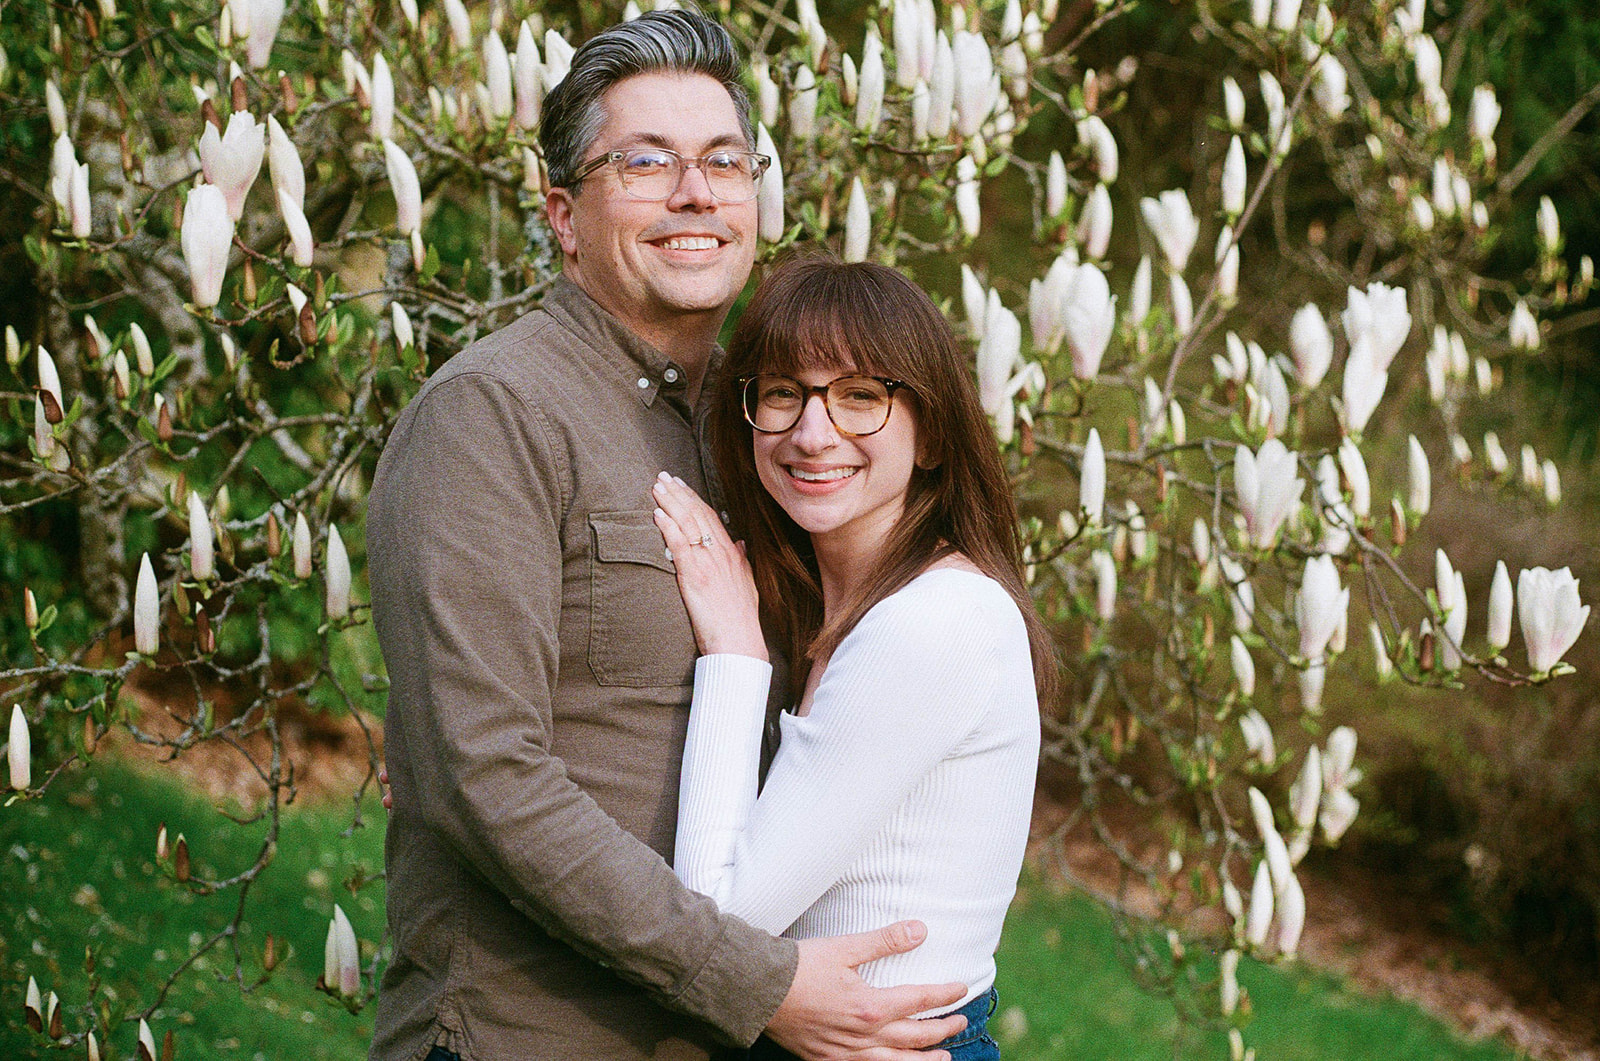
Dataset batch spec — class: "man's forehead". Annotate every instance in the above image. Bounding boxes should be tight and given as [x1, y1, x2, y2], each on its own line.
[595, 72, 746, 149]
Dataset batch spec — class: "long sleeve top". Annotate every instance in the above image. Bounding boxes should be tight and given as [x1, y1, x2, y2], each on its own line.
[674, 568, 1040, 1012]
[368, 278, 795, 1061]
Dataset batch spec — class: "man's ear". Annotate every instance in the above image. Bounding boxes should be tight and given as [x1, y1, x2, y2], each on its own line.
[545, 188, 580, 258]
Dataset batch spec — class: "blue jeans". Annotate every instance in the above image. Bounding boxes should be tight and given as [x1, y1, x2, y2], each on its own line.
[748, 985, 1001, 1060]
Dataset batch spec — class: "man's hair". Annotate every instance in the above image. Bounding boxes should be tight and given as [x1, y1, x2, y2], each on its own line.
[539, 9, 753, 191]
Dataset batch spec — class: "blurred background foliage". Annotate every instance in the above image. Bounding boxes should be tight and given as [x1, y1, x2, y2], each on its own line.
[1, 0, 1598, 1053]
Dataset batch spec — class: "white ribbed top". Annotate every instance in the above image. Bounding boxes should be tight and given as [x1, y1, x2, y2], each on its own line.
[674, 568, 1040, 1012]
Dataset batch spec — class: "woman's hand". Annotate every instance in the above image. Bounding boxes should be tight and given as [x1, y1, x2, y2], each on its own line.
[651, 473, 768, 661]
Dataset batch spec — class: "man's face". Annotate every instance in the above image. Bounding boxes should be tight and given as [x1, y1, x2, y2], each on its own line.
[546, 73, 758, 345]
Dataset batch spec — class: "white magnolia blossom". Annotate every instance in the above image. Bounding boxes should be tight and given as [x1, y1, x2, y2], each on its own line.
[791, 66, 820, 140]
[1235, 439, 1304, 549]
[180, 184, 235, 308]
[927, 32, 954, 139]
[1289, 746, 1322, 835]
[293, 511, 313, 579]
[1239, 709, 1275, 769]
[961, 264, 986, 338]
[198, 111, 266, 221]
[1488, 560, 1514, 652]
[953, 156, 980, 240]
[951, 30, 996, 137]
[1127, 256, 1152, 327]
[1407, 435, 1431, 515]
[1215, 227, 1240, 301]
[755, 123, 785, 242]
[1169, 273, 1194, 336]
[1222, 75, 1246, 131]
[976, 291, 1021, 415]
[1260, 71, 1290, 156]
[371, 52, 397, 138]
[514, 23, 544, 130]
[542, 30, 575, 93]
[188, 490, 215, 581]
[1336, 438, 1370, 518]
[1078, 184, 1113, 259]
[266, 115, 305, 212]
[1062, 263, 1116, 380]
[1077, 114, 1119, 183]
[1221, 136, 1246, 217]
[1289, 303, 1333, 389]
[1469, 84, 1501, 157]
[1483, 431, 1509, 475]
[1517, 567, 1589, 675]
[326, 524, 352, 620]
[1276, 870, 1306, 956]
[8, 705, 29, 791]
[1312, 53, 1350, 115]
[237, 0, 285, 68]
[752, 60, 779, 130]
[1045, 150, 1067, 218]
[1139, 189, 1199, 273]
[1079, 428, 1105, 525]
[1245, 861, 1273, 947]
[1220, 555, 1256, 633]
[391, 302, 414, 351]
[326, 905, 360, 997]
[1508, 300, 1539, 349]
[855, 36, 886, 134]
[1231, 635, 1256, 697]
[1297, 554, 1348, 661]
[383, 139, 422, 237]
[1092, 550, 1117, 621]
[1249, 787, 1293, 895]
[1369, 620, 1394, 680]
[278, 189, 314, 267]
[133, 552, 160, 654]
[1435, 548, 1468, 670]
[1543, 459, 1561, 506]
[482, 34, 512, 120]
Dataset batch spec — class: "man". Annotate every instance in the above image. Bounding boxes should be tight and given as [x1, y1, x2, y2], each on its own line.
[366, 11, 967, 1060]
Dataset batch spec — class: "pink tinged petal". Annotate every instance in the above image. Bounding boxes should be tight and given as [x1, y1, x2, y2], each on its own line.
[243, 0, 284, 68]
[1299, 660, 1326, 712]
[371, 53, 396, 140]
[325, 523, 351, 619]
[198, 112, 265, 221]
[188, 490, 214, 580]
[1319, 785, 1359, 843]
[181, 185, 234, 308]
[70, 162, 91, 238]
[293, 511, 313, 579]
[333, 904, 360, 996]
[1231, 635, 1256, 697]
[843, 176, 871, 262]
[514, 22, 543, 130]
[1249, 787, 1292, 894]
[8, 705, 29, 790]
[278, 189, 314, 267]
[1340, 336, 1387, 434]
[266, 115, 305, 212]
[1063, 263, 1115, 380]
[1080, 428, 1105, 525]
[1245, 861, 1274, 947]
[1296, 555, 1346, 660]
[1289, 746, 1322, 831]
[951, 30, 994, 138]
[383, 139, 421, 237]
[1275, 871, 1306, 956]
[1487, 561, 1513, 651]
[1289, 303, 1332, 389]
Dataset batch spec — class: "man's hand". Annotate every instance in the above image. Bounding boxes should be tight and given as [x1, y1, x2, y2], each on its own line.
[764, 921, 967, 1061]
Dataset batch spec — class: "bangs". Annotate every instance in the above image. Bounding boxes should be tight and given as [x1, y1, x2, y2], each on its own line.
[730, 258, 950, 386]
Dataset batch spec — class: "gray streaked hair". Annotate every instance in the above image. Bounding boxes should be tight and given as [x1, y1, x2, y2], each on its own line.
[539, 9, 753, 191]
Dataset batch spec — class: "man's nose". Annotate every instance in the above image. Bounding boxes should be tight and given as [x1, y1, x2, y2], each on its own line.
[667, 163, 718, 210]
[788, 395, 839, 452]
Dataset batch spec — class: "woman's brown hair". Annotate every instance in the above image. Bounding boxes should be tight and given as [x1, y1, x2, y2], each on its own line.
[710, 256, 1059, 707]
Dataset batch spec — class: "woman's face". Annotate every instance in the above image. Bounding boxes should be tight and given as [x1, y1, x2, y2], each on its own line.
[751, 362, 919, 557]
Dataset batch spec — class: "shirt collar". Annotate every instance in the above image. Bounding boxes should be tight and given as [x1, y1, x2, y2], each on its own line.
[543, 276, 715, 411]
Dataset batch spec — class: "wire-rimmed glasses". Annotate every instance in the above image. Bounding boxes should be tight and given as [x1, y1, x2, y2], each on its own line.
[570, 147, 772, 202]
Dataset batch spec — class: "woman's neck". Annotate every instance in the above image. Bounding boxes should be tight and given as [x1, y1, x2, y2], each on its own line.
[813, 529, 890, 621]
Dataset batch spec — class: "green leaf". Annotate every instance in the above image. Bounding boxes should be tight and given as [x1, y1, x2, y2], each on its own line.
[420, 242, 442, 283]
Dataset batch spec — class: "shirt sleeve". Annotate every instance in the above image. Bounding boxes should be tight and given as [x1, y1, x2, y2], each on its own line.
[673, 582, 1001, 933]
[368, 371, 795, 1045]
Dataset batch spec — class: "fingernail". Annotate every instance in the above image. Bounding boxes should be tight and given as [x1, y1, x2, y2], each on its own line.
[652, 481, 665, 493]
[658, 471, 671, 481]
[673, 475, 687, 486]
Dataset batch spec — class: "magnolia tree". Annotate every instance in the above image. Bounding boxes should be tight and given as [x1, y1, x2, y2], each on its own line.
[2, 0, 1594, 1055]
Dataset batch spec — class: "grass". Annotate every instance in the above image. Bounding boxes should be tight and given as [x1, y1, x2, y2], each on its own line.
[3, 764, 1526, 1061]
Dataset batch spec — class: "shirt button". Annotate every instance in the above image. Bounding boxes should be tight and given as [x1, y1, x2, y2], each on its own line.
[720, 510, 731, 525]
[636, 377, 650, 390]
[664, 367, 680, 383]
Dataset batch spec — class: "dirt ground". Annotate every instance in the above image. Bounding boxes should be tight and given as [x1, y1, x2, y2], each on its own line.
[109, 696, 1597, 1060]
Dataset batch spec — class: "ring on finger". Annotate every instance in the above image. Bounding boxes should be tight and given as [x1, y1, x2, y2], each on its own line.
[691, 534, 714, 548]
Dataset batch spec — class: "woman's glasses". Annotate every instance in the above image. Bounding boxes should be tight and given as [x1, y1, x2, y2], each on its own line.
[739, 374, 909, 437]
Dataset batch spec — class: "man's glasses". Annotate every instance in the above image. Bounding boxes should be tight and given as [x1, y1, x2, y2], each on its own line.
[740, 374, 909, 437]
[570, 147, 772, 203]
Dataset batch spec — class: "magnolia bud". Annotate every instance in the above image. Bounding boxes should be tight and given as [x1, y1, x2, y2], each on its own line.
[188, 491, 214, 580]
[326, 524, 351, 620]
[133, 553, 159, 655]
[1245, 861, 1273, 948]
[842, 177, 870, 263]
[173, 833, 190, 881]
[195, 604, 214, 655]
[266, 511, 282, 558]
[156, 821, 169, 861]
[23, 587, 38, 630]
[293, 512, 312, 579]
[1487, 560, 1513, 652]
[263, 932, 279, 971]
[138, 1019, 157, 1061]
[46, 991, 61, 1039]
[8, 705, 29, 791]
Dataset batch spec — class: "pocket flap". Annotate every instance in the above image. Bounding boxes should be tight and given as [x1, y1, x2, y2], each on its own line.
[590, 512, 675, 573]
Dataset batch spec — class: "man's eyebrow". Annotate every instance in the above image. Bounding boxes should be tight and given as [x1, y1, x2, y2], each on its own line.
[621, 131, 750, 152]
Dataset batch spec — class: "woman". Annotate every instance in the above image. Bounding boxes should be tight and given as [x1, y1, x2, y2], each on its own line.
[650, 258, 1057, 1059]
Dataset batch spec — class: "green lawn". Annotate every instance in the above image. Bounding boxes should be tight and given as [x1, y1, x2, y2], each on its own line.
[3, 765, 1524, 1060]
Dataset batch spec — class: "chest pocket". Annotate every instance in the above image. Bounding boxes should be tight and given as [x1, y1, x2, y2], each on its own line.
[587, 510, 698, 688]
